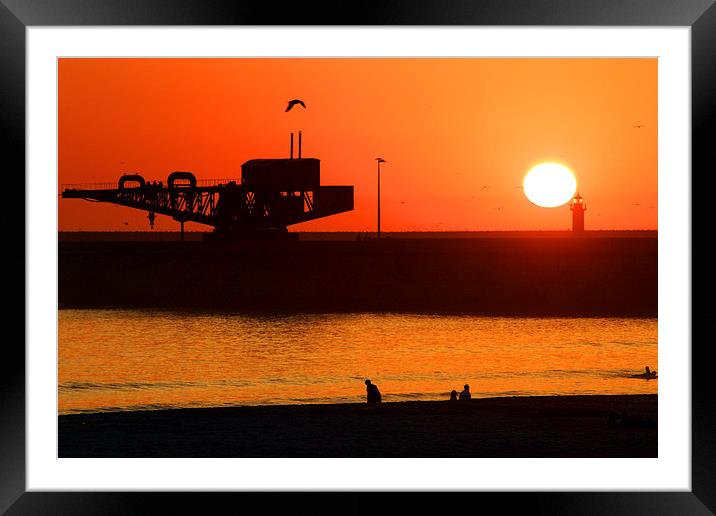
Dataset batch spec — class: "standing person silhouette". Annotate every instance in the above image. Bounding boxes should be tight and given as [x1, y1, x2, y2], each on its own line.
[459, 384, 471, 400]
[365, 379, 382, 404]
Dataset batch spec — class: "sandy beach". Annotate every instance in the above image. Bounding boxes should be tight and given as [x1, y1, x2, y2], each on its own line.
[59, 394, 656, 457]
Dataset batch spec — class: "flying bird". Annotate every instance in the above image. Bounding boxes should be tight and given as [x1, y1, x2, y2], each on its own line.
[634, 124, 645, 129]
[285, 99, 306, 112]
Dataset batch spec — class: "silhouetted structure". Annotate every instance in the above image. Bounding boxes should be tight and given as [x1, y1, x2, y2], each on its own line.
[287, 132, 305, 159]
[365, 379, 382, 404]
[376, 158, 386, 237]
[570, 193, 586, 233]
[62, 150, 353, 240]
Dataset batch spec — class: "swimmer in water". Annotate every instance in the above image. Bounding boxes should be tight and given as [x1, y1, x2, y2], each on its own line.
[629, 366, 657, 379]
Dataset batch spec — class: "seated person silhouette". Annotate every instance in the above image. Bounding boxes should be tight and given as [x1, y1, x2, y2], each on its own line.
[450, 390, 458, 401]
[459, 384, 471, 400]
[365, 379, 382, 404]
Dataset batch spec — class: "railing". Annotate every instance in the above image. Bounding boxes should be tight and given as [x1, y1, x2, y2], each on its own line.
[196, 178, 241, 187]
[61, 182, 119, 191]
[61, 178, 241, 191]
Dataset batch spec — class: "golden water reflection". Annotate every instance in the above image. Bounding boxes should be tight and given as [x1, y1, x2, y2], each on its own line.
[58, 310, 657, 414]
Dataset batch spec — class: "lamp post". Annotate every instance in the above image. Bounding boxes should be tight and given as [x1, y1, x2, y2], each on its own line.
[376, 158, 386, 238]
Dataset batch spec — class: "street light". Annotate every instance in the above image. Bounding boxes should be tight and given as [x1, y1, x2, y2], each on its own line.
[376, 158, 386, 238]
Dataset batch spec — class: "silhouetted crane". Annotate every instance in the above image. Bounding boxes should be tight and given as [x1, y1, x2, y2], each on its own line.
[62, 161, 353, 239]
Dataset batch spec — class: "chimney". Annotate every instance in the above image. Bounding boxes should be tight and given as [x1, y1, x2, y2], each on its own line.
[290, 132, 294, 159]
[298, 131, 302, 159]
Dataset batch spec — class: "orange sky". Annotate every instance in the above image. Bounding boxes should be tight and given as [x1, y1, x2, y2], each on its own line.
[58, 58, 657, 232]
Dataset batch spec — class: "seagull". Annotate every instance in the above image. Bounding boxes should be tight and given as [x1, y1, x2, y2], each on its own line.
[634, 124, 645, 129]
[480, 185, 489, 190]
[285, 99, 306, 112]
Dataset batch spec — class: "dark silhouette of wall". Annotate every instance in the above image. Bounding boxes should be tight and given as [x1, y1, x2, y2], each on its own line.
[58, 237, 657, 316]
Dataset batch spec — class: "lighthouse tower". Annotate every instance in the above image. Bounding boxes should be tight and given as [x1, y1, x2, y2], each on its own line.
[570, 193, 586, 233]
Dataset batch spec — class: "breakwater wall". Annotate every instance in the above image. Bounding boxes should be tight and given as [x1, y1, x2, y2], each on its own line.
[58, 237, 657, 316]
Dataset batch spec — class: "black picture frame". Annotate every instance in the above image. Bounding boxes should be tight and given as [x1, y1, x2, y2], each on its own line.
[4, 0, 709, 514]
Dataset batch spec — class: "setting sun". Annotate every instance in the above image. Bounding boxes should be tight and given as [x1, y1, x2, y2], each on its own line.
[523, 163, 577, 208]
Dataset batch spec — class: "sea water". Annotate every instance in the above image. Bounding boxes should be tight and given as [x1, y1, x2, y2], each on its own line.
[58, 310, 657, 414]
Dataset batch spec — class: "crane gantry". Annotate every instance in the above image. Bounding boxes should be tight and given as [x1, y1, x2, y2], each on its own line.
[62, 157, 354, 240]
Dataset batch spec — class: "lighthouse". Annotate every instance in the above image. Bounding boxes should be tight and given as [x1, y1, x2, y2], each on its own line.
[570, 193, 586, 233]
